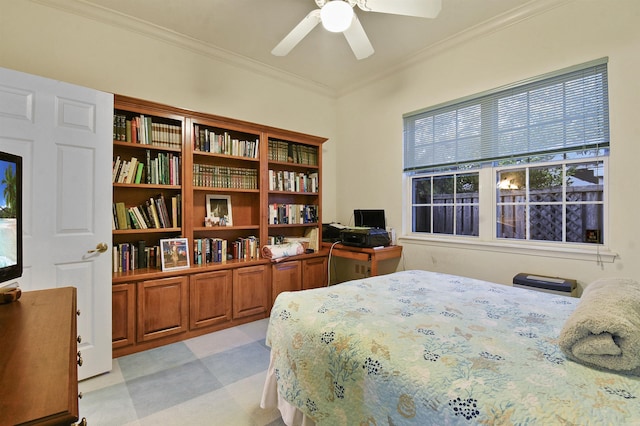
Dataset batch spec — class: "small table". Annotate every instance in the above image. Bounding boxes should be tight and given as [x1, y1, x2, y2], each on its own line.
[322, 243, 402, 276]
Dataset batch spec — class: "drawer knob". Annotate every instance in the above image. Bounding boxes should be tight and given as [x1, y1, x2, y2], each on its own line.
[77, 351, 83, 367]
[77, 335, 82, 344]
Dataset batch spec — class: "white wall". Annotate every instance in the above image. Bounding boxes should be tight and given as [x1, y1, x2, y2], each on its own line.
[3, 1, 640, 290]
[335, 0, 640, 290]
[0, 0, 338, 221]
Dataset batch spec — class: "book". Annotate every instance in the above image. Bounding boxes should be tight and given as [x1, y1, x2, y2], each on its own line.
[126, 157, 138, 184]
[134, 162, 145, 184]
[131, 206, 148, 229]
[127, 208, 141, 229]
[147, 199, 160, 228]
[116, 160, 128, 183]
[112, 156, 121, 182]
[115, 202, 129, 230]
[171, 196, 178, 228]
[137, 240, 146, 269]
[159, 194, 171, 228]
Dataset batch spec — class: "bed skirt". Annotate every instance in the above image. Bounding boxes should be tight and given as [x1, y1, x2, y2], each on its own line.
[260, 351, 316, 426]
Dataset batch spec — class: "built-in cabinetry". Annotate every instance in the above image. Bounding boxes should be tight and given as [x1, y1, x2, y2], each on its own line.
[271, 257, 327, 305]
[112, 95, 327, 357]
[0, 287, 85, 425]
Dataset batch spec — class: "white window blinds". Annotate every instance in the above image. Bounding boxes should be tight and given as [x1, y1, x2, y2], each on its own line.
[403, 59, 609, 172]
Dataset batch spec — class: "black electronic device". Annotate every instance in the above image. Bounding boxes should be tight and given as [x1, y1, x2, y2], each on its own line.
[322, 223, 343, 242]
[0, 150, 23, 289]
[340, 227, 390, 248]
[354, 209, 386, 229]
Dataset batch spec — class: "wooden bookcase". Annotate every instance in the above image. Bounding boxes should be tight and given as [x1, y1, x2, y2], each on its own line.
[111, 95, 327, 356]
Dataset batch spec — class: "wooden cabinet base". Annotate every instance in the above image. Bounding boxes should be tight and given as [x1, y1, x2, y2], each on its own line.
[112, 254, 328, 358]
[113, 312, 265, 358]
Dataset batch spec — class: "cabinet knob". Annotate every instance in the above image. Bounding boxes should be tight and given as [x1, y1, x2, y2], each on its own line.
[78, 392, 83, 399]
[77, 335, 82, 344]
[77, 351, 83, 367]
[73, 417, 87, 426]
[77, 309, 81, 316]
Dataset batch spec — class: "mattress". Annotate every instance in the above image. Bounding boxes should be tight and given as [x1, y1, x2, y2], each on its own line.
[262, 270, 640, 425]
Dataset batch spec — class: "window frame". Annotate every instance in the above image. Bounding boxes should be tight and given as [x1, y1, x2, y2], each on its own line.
[410, 170, 480, 237]
[493, 156, 607, 244]
[403, 156, 615, 262]
[402, 58, 615, 262]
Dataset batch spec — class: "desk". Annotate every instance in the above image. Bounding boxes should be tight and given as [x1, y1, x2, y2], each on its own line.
[322, 243, 402, 276]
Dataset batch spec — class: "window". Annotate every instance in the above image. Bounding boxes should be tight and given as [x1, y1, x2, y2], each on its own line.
[496, 158, 604, 243]
[404, 59, 609, 246]
[411, 172, 479, 236]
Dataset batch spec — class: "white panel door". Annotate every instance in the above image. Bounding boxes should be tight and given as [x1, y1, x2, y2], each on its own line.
[0, 67, 113, 380]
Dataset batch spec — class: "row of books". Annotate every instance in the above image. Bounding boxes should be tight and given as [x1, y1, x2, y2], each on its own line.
[268, 169, 318, 193]
[112, 194, 180, 230]
[113, 113, 182, 149]
[193, 164, 258, 190]
[113, 241, 160, 273]
[113, 151, 180, 186]
[193, 125, 259, 158]
[193, 236, 260, 265]
[268, 203, 318, 225]
[268, 140, 318, 165]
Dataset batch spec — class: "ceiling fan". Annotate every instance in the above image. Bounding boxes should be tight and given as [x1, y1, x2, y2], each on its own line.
[271, 0, 442, 60]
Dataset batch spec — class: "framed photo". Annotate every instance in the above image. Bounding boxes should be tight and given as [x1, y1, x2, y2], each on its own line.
[206, 194, 233, 226]
[160, 238, 190, 271]
[585, 229, 601, 244]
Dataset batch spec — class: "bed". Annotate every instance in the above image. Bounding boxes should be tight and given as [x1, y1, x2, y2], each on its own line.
[260, 270, 640, 425]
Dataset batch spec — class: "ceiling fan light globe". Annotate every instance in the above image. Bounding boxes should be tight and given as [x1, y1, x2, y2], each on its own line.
[321, 1, 354, 33]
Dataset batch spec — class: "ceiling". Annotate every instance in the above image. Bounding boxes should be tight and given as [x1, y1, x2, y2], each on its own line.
[75, 0, 557, 95]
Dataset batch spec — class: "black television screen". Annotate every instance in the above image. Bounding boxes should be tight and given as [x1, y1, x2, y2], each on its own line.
[0, 151, 23, 287]
[354, 209, 386, 229]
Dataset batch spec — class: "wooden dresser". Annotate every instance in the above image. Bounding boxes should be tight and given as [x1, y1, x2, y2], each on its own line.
[0, 287, 82, 425]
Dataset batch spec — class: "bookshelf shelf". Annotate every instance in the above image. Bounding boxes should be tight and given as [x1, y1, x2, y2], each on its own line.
[114, 141, 181, 153]
[113, 227, 181, 235]
[111, 94, 327, 357]
[192, 187, 260, 193]
[268, 223, 319, 228]
[193, 225, 259, 232]
[113, 183, 181, 190]
[268, 190, 318, 195]
[267, 160, 319, 169]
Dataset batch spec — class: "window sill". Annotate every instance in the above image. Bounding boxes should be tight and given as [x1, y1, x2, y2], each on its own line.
[399, 235, 618, 264]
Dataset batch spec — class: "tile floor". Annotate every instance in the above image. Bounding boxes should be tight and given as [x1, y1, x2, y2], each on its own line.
[79, 318, 285, 425]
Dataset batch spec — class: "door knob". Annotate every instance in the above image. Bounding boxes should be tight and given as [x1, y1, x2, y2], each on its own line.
[88, 242, 108, 254]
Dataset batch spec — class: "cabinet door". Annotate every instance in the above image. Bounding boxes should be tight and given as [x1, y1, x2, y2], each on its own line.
[137, 276, 188, 342]
[190, 270, 232, 329]
[302, 256, 328, 290]
[112, 283, 136, 349]
[233, 265, 270, 319]
[272, 260, 302, 303]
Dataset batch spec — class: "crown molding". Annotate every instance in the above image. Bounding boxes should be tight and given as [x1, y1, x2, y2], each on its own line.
[32, 0, 573, 99]
[31, 0, 338, 98]
[336, 0, 575, 97]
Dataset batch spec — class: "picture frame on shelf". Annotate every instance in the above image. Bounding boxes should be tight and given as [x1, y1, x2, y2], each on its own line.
[159, 238, 190, 271]
[206, 194, 233, 226]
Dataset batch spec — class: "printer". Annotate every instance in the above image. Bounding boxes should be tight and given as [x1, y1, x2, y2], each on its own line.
[340, 227, 391, 248]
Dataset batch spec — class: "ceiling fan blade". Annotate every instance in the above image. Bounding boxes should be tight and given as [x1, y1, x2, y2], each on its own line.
[343, 15, 374, 60]
[356, 0, 442, 18]
[271, 10, 322, 56]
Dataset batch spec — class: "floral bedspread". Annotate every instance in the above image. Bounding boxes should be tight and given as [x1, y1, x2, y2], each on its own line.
[266, 270, 640, 425]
